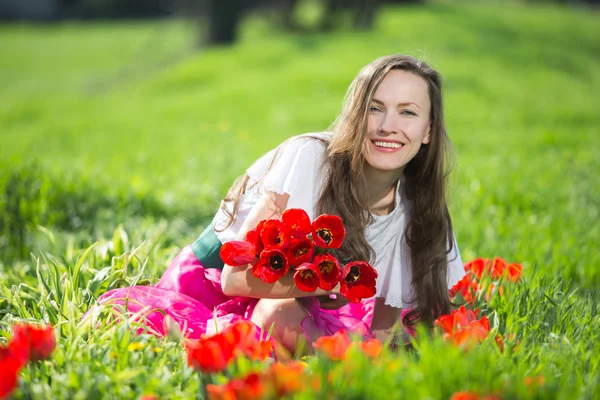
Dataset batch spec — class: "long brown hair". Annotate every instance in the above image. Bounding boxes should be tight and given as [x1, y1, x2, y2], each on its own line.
[219, 54, 456, 330]
[319, 54, 456, 329]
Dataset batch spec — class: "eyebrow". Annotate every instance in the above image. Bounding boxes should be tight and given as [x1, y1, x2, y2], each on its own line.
[371, 98, 421, 109]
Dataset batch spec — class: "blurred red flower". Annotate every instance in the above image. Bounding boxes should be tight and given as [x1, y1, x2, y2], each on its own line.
[281, 208, 312, 239]
[252, 249, 290, 284]
[313, 330, 352, 361]
[314, 254, 341, 291]
[450, 392, 500, 400]
[12, 323, 55, 362]
[220, 241, 258, 267]
[186, 333, 236, 374]
[435, 306, 491, 348]
[340, 261, 378, 303]
[227, 372, 269, 400]
[312, 214, 345, 249]
[207, 382, 237, 400]
[506, 262, 522, 282]
[261, 220, 291, 251]
[287, 238, 314, 267]
[267, 361, 306, 397]
[293, 262, 321, 292]
[0, 346, 23, 399]
[242, 340, 273, 361]
[358, 338, 383, 359]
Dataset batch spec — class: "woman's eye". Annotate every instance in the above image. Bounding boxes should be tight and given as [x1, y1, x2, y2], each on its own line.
[401, 110, 417, 116]
[369, 106, 381, 112]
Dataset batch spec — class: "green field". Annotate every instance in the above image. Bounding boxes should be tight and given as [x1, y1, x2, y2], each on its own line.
[1, 1, 599, 398]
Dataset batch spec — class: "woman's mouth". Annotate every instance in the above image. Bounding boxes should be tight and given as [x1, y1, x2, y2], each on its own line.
[371, 140, 404, 152]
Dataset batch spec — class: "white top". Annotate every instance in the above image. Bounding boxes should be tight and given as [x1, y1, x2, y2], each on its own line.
[212, 132, 466, 308]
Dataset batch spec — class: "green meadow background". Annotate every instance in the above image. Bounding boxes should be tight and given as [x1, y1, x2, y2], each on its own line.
[1, 1, 599, 398]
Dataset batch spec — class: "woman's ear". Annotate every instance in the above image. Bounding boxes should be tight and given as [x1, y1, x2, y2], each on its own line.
[422, 124, 431, 145]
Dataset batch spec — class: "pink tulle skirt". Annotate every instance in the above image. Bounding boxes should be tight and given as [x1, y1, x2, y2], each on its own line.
[94, 245, 400, 342]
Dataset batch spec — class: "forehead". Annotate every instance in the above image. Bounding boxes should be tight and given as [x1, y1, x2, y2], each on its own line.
[373, 70, 430, 108]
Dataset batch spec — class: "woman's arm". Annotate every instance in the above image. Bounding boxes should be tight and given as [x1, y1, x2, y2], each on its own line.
[220, 190, 338, 299]
[370, 297, 405, 346]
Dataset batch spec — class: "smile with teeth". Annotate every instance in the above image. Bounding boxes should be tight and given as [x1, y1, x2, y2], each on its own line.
[373, 140, 403, 149]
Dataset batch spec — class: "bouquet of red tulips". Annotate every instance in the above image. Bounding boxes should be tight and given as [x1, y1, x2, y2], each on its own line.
[219, 208, 378, 303]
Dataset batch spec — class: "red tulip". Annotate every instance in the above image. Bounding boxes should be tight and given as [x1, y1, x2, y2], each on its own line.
[252, 249, 290, 284]
[340, 261, 378, 303]
[281, 208, 312, 239]
[244, 220, 266, 255]
[313, 330, 352, 361]
[260, 219, 291, 251]
[0, 346, 23, 399]
[506, 262, 522, 282]
[293, 262, 321, 292]
[435, 306, 491, 349]
[463, 258, 489, 280]
[227, 372, 270, 400]
[267, 361, 306, 397]
[449, 274, 479, 304]
[12, 323, 55, 361]
[220, 241, 258, 266]
[242, 340, 273, 361]
[311, 214, 345, 249]
[286, 237, 314, 267]
[314, 254, 341, 291]
[358, 338, 383, 359]
[186, 332, 236, 374]
[207, 383, 236, 400]
[488, 257, 507, 279]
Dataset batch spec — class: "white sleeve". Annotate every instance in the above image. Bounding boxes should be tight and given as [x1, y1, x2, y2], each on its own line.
[447, 235, 466, 288]
[246, 136, 327, 219]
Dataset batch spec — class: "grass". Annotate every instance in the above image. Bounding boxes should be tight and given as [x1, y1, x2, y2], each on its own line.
[0, 0, 599, 398]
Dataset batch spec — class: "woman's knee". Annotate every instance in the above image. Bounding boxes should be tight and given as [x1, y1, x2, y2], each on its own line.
[251, 298, 309, 353]
[251, 298, 307, 328]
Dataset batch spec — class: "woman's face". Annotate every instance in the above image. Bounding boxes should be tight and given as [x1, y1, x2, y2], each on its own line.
[363, 69, 432, 177]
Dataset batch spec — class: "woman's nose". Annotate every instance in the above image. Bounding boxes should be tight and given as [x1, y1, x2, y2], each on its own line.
[379, 111, 398, 134]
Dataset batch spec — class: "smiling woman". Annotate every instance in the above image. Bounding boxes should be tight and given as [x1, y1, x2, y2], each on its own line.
[93, 54, 465, 355]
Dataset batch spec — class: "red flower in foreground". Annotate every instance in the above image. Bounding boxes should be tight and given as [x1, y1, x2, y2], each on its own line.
[12, 323, 56, 362]
[293, 262, 321, 292]
[358, 338, 383, 359]
[287, 238, 314, 267]
[207, 383, 236, 400]
[435, 306, 480, 334]
[0, 346, 23, 399]
[314, 254, 341, 291]
[252, 249, 290, 284]
[261, 219, 291, 251]
[186, 332, 236, 374]
[281, 208, 312, 239]
[312, 214, 345, 249]
[435, 306, 490, 349]
[267, 361, 307, 397]
[220, 241, 258, 266]
[187, 321, 260, 374]
[450, 392, 501, 400]
[242, 340, 273, 361]
[340, 261, 378, 303]
[226, 372, 269, 400]
[313, 330, 352, 361]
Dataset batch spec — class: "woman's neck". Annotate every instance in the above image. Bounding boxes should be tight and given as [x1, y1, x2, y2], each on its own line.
[363, 166, 402, 216]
